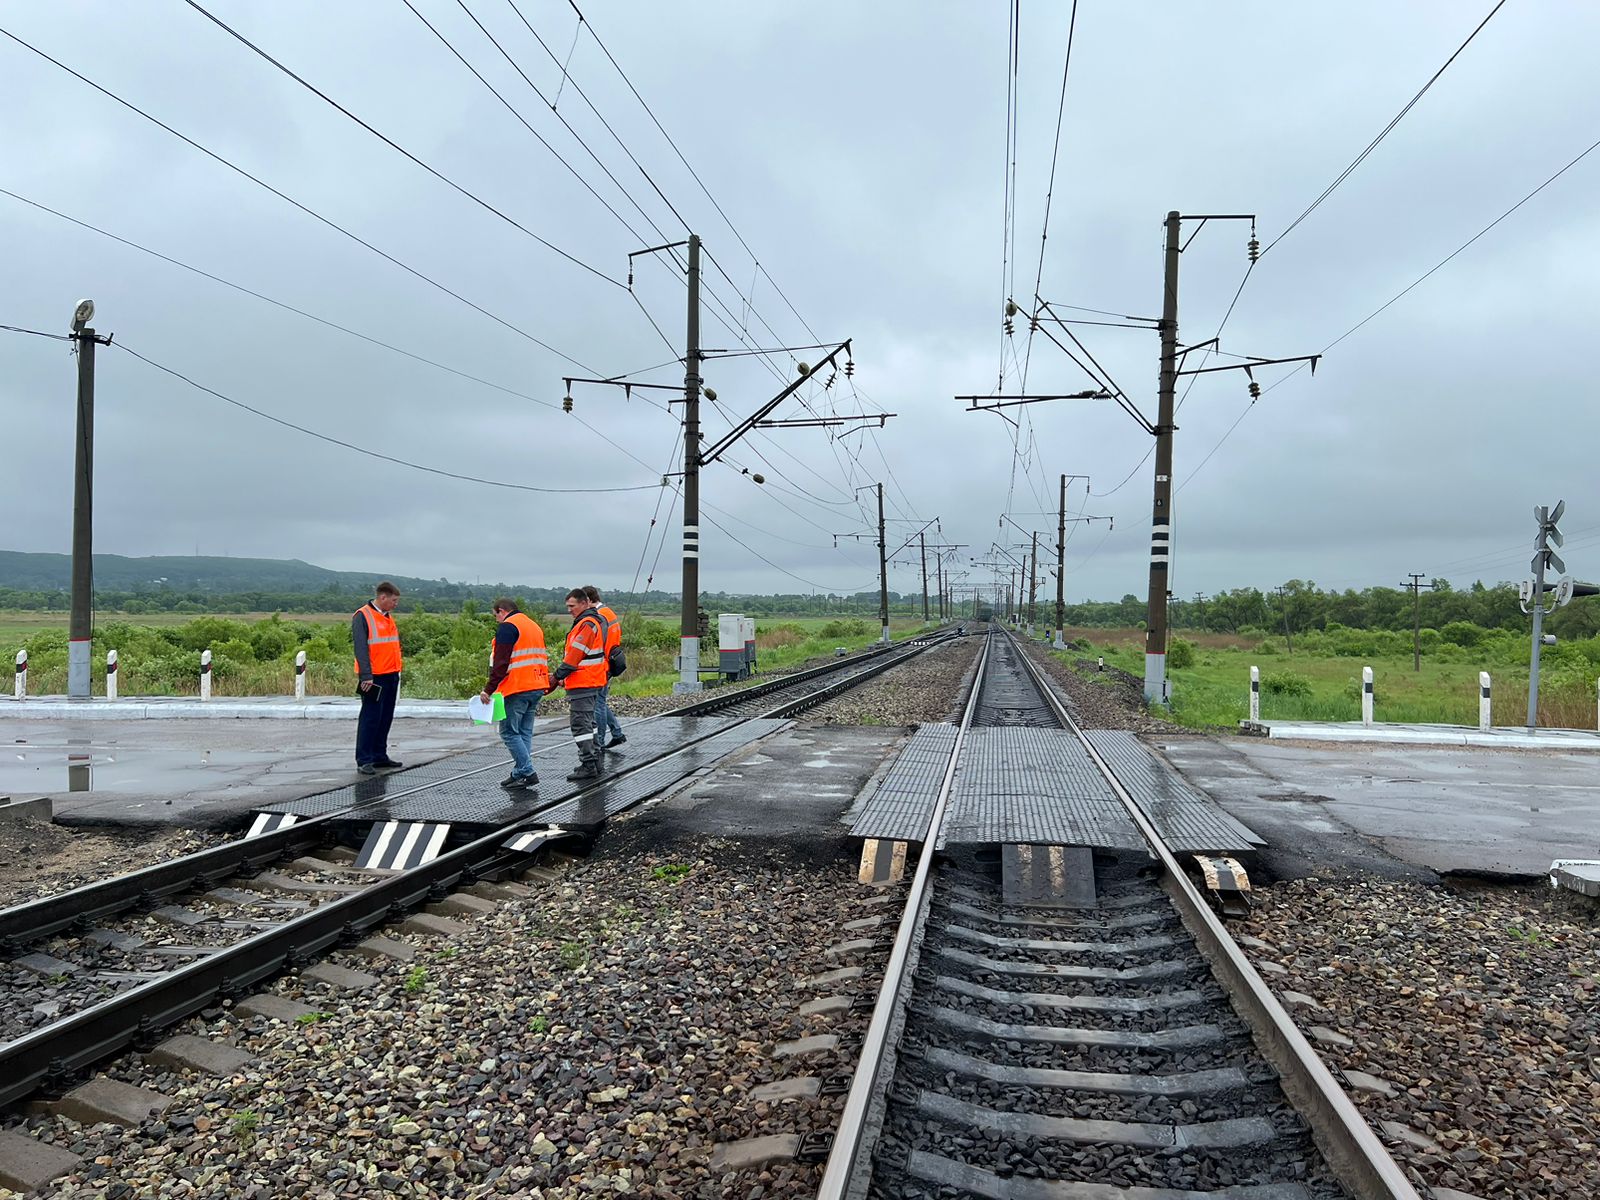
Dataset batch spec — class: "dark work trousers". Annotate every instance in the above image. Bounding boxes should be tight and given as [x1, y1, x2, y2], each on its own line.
[356, 672, 400, 766]
[566, 687, 600, 768]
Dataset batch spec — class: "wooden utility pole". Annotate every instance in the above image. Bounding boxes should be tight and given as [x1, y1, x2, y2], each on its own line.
[1273, 585, 1294, 654]
[1402, 574, 1435, 672]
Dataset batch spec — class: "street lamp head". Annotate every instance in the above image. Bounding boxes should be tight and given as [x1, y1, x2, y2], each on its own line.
[703, 386, 717, 402]
[71, 299, 95, 332]
[752, 473, 765, 484]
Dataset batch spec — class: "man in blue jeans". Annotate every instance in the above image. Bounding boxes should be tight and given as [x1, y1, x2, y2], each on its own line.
[584, 585, 626, 750]
[477, 598, 550, 790]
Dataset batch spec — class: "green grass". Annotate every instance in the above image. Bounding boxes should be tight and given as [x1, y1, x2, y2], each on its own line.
[1, 608, 933, 701]
[1060, 628, 1600, 730]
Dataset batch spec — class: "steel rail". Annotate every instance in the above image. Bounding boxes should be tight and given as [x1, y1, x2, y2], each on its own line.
[0, 818, 574, 1109]
[1000, 627, 1421, 1200]
[815, 630, 992, 1199]
[0, 629, 959, 1112]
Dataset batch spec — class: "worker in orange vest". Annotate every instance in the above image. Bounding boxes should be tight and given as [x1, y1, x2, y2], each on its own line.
[584, 585, 627, 750]
[478, 598, 551, 790]
[352, 581, 403, 775]
[551, 587, 610, 781]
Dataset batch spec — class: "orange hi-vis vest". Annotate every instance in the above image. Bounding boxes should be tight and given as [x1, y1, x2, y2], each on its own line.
[563, 608, 610, 689]
[355, 603, 402, 675]
[497, 612, 550, 696]
[598, 604, 621, 654]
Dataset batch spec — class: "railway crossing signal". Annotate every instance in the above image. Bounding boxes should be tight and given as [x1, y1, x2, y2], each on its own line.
[1520, 500, 1590, 731]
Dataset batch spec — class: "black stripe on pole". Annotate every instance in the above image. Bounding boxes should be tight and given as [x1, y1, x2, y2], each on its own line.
[201, 662, 211, 674]
[1481, 686, 1490, 699]
[107, 660, 117, 674]
[296, 662, 306, 675]
[1363, 681, 1373, 694]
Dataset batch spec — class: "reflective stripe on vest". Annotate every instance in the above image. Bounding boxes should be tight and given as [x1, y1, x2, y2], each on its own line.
[355, 603, 403, 675]
[564, 611, 609, 689]
[498, 612, 550, 697]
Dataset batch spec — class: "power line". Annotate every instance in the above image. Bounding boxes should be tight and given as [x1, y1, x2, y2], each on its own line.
[0, 27, 593, 369]
[1181, 127, 1600, 491]
[0, 323, 72, 341]
[184, 0, 625, 287]
[115, 342, 659, 494]
[1020, 0, 1081, 391]
[1262, 0, 1507, 256]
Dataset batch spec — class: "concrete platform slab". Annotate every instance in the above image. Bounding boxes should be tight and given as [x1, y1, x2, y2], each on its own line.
[0, 795, 51, 823]
[0, 716, 497, 830]
[1248, 719, 1600, 750]
[0, 1129, 81, 1192]
[4, 696, 567, 722]
[1157, 735, 1600, 880]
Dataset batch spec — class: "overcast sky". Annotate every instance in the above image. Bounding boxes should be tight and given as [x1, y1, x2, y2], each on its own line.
[4, 1, 1598, 603]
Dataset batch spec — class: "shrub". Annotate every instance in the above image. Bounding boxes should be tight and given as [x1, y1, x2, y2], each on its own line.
[820, 619, 871, 639]
[1261, 671, 1311, 698]
[1440, 621, 1484, 648]
[1167, 637, 1196, 670]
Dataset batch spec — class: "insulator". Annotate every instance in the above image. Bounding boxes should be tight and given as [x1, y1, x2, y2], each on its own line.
[824, 371, 836, 391]
[1248, 380, 1261, 399]
[562, 395, 574, 412]
[1003, 317, 1015, 336]
[626, 268, 634, 288]
[1028, 315, 1039, 333]
[845, 359, 854, 378]
[1247, 237, 1260, 263]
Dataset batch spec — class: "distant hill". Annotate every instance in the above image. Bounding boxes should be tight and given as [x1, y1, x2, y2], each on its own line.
[0, 551, 474, 595]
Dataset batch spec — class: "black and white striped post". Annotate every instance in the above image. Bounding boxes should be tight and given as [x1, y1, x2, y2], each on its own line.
[294, 650, 307, 701]
[1249, 665, 1260, 723]
[106, 649, 118, 701]
[1478, 671, 1491, 732]
[1361, 666, 1374, 727]
[200, 649, 212, 702]
[13, 650, 25, 700]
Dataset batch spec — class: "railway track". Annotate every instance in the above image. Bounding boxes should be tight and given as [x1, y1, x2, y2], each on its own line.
[0, 630, 960, 1112]
[808, 626, 1419, 1200]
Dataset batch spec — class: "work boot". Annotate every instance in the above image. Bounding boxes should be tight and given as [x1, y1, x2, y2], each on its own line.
[377, 759, 404, 771]
[566, 764, 601, 782]
[609, 733, 627, 746]
[357, 763, 378, 776]
[500, 773, 537, 789]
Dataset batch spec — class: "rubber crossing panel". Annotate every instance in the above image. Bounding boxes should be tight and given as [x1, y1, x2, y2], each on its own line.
[941, 728, 1142, 850]
[847, 723, 959, 842]
[1085, 730, 1262, 853]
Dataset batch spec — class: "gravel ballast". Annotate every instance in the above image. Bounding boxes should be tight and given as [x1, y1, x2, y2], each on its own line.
[0, 824, 221, 908]
[804, 637, 980, 726]
[1244, 876, 1599, 1199]
[4, 829, 894, 1199]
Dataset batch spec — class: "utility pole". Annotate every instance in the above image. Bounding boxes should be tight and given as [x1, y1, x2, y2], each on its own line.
[1027, 530, 1038, 637]
[675, 235, 704, 692]
[1402, 573, 1435, 672]
[1144, 211, 1182, 705]
[68, 300, 107, 700]
[1193, 592, 1206, 631]
[875, 482, 889, 644]
[1273, 585, 1294, 654]
[1055, 476, 1068, 648]
[919, 531, 929, 623]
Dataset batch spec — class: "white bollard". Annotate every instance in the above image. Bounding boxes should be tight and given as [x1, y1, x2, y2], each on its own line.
[1097, 656, 1104, 671]
[1249, 665, 1260, 723]
[200, 649, 212, 701]
[1361, 666, 1374, 727]
[294, 650, 307, 701]
[1479, 671, 1491, 732]
[13, 650, 25, 700]
[107, 649, 119, 701]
